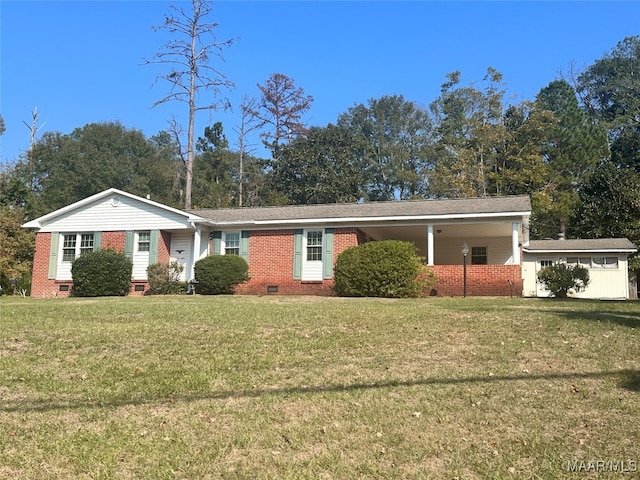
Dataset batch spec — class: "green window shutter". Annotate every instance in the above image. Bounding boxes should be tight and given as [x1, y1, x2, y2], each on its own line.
[93, 231, 102, 251]
[149, 230, 159, 265]
[323, 228, 334, 279]
[48, 232, 60, 279]
[240, 231, 249, 261]
[125, 231, 134, 259]
[293, 229, 303, 280]
[212, 231, 222, 255]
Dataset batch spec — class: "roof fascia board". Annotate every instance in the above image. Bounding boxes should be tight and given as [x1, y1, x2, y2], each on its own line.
[524, 248, 637, 254]
[190, 219, 216, 227]
[208, 211, 531, 228]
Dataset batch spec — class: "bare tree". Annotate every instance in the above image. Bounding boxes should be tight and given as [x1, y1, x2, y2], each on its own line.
[234, 96, 261, 207]
[249, 73, 313, 155]
[146, 0, 235, 209]
[23, 107, 46, 151]
[167, 116, 187, 204]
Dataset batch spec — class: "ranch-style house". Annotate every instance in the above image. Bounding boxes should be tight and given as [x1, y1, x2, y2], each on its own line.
[22, 188, 637, 299]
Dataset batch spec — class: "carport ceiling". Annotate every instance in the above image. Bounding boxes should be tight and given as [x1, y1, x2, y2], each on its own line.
[359, 222, 513, 242]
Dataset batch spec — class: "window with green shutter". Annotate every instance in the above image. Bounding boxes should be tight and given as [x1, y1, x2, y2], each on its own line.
[306, 231, 323, 261]
[224, 232, 240, 255]
[137, 231, 151, 252]
[61, 233, 95, 261]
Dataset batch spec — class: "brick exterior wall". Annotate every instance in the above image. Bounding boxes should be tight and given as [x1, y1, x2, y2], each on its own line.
[30, 230, 172, 298]
[159, 231, 171, 263]
[31, 227, 522, 298]
[31, 232, 56, 298]
[101, 231, 126, 251]
[235, 227, 360, 295]
[429, 264, 522, 297]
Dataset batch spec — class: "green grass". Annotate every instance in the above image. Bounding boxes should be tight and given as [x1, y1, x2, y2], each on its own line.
[0, 295, 639, 479]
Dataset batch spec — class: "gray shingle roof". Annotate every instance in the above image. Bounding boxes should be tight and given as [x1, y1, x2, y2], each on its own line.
[525, 238, 637, 252]
[189, 195, 531, 225]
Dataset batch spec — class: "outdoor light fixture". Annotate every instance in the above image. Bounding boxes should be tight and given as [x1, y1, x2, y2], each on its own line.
[461, 242, 469, 297]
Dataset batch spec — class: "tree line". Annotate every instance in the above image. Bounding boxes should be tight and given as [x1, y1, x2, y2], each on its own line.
[0, 0, 638, 290]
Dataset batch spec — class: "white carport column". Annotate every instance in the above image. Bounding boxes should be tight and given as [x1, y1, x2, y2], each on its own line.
[192, 227, 202, 279]
[512, 222, 520, 265]
[427, 224, 435, 266]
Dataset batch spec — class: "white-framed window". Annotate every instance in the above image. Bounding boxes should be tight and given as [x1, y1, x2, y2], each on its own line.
[592, 256, 618, 269]
[567, 257, 591, 268]
[306, 230, 323, 261]
[540, 259, 554, 268]
[471, 246, 487, 265]
[294, 228, 333, 282]
[299, 229, 324, 281]
[62, 233, 94, 261]
[132, 231, 152, 280]
[223, 232, 240, 255]
[137, 231, 151, 252]
[566, 256, 619, 269]
[605, 257, 618, 269]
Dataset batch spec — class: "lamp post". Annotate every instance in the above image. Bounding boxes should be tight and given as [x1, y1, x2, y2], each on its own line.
[461, 242, 469, 297]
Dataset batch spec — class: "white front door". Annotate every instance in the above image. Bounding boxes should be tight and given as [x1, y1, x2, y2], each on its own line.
[170, 233, 194, 282]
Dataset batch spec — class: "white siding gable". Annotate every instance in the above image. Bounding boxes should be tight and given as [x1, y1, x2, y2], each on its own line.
[37, 194, 194, 232]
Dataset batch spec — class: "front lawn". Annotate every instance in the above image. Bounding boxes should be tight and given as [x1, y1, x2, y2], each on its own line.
[0, 296, 638, 478]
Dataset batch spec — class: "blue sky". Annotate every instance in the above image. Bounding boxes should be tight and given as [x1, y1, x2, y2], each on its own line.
[1, 1, 638, 164]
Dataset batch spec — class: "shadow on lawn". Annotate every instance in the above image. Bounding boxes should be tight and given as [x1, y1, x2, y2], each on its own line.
[549, 308, 640, 328]
[619, 369, 640, 392]
[2, 368, 638, 413]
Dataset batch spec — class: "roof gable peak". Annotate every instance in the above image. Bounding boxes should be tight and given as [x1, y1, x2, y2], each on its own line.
[22, 188, 204, 229]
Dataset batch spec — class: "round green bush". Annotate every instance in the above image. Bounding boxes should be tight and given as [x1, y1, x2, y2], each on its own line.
[71, 249, 133, 297]
[194, 255, 249, 295]
[334, 240, 436, 298]
[537, 263, 590, 298]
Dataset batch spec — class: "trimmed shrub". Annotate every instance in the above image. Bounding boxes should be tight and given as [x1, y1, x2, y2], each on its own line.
[147, 261, 186, 295]
[194, 255, 249, 295]
[334, 240, 436, 298]
[71, 249, 133, 297]
[537, 263, 590, 298]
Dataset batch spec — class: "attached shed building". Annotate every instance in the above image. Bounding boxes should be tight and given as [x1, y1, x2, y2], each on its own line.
[522, 239, 637, 300]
